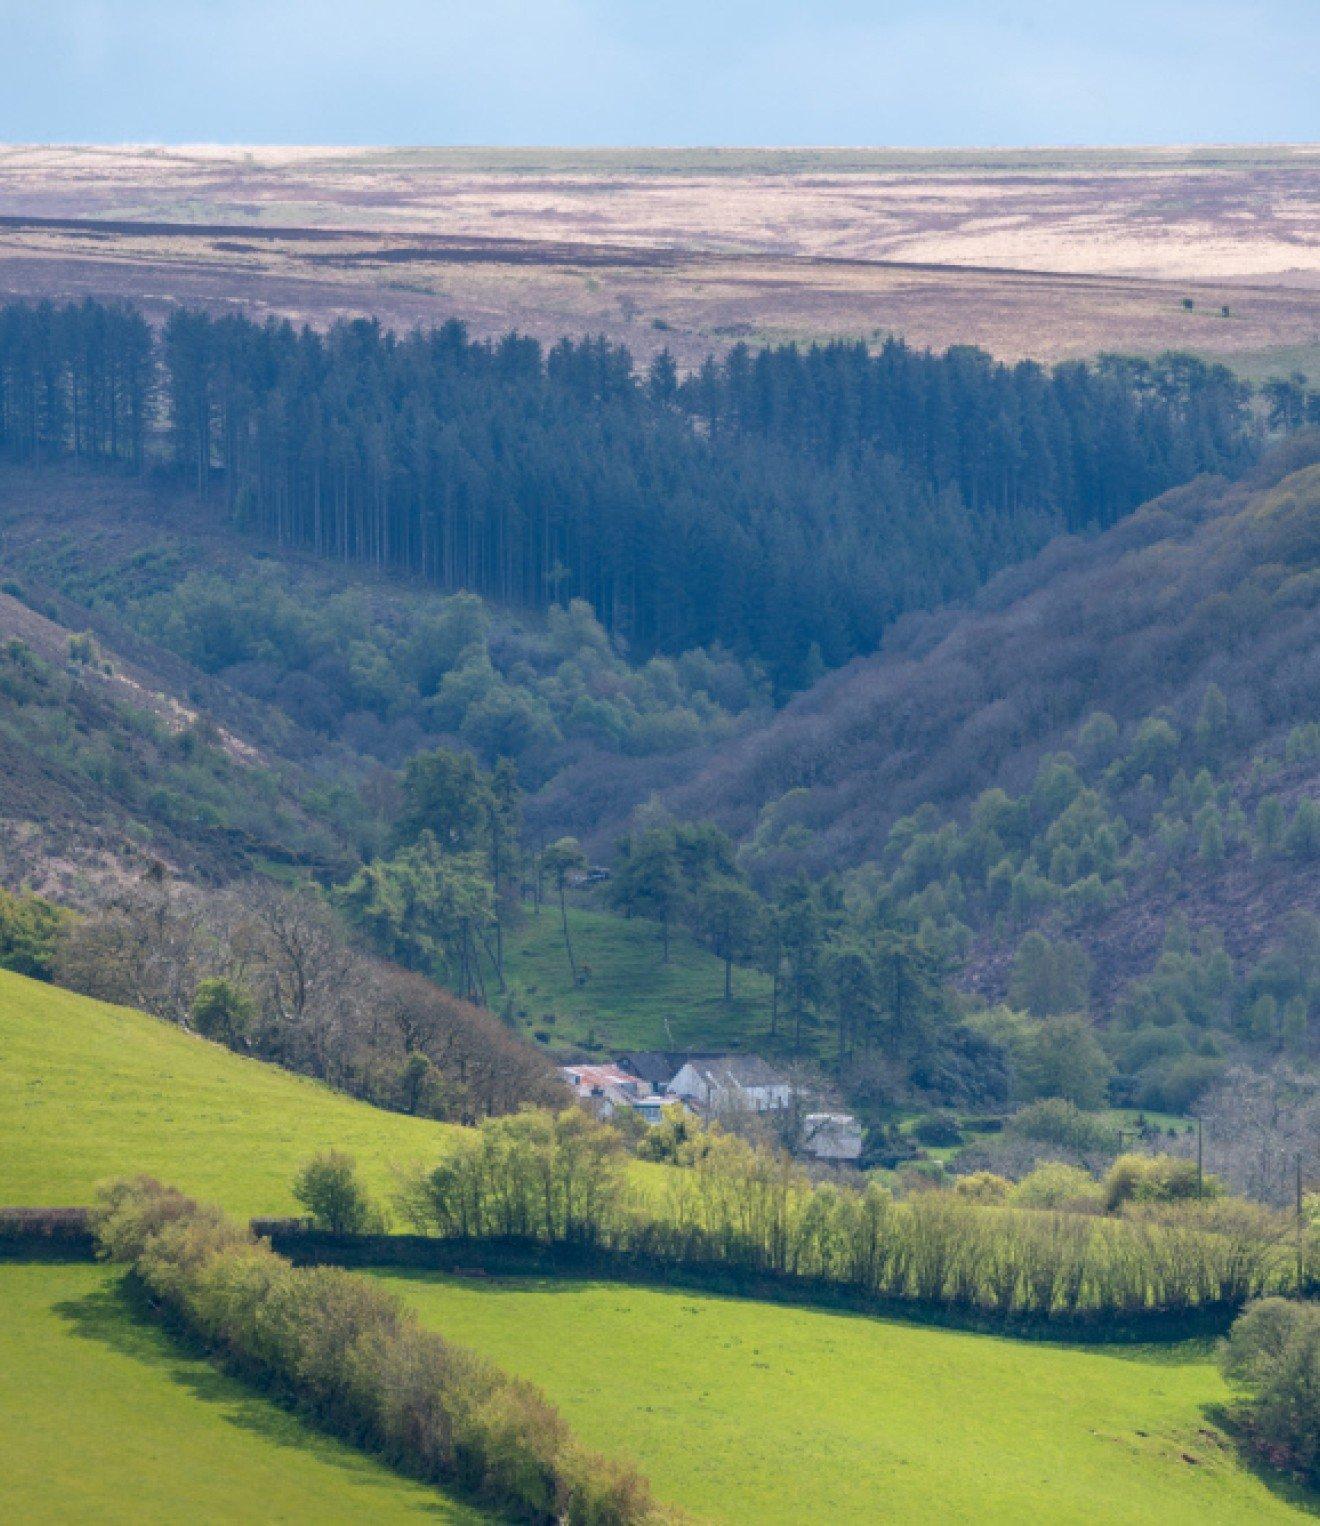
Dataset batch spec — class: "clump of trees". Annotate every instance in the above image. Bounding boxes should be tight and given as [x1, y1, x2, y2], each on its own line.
[607, 818, 999, 1111]
[93, 1176, 659, 1523]
[128, 565, 765, 780]
[55, 872, 560, 1124]
[292, 1151, 384, 1235]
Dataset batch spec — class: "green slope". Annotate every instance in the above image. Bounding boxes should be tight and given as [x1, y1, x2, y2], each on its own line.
[0, 969, 459, 1215]
[504, 905, 773, 1052]
[379, 1273, 1314, 1526]
[0, 1262, 482, 1524]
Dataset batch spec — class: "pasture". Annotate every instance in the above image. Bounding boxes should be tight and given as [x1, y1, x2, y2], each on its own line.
[0, 1261, 481, 1523]
[504, 905, 772, 1052]
[0, 969, 458, 1216]
[378, 1272, 1314, 1525]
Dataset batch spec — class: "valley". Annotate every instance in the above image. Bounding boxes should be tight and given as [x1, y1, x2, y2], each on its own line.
[0, 37, 1317, 1514]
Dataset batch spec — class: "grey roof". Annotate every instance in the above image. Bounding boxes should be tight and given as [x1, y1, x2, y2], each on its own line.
[687, 1055, 787, 1090]
[617, 1051, 694, 1087]
[802, 1113, 864, 1158]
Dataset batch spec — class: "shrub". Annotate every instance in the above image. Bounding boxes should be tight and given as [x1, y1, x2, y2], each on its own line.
[953, 1171, 1011, 1204]
[0, 887, 66, 980]
[1009, 1163, 1104, 1213]
[635, 1109, 719, 1165]
[190, 977, 254, 1045]
[912, 1113, 964, 1148]
[1017, 1015, 1112, 1110]
[1103, 1153, 1222, 1211]
[1220, 1298, 1320, 1483]
[1131, 1054, 1225, 1113]
[292, 1151, 384, 1235]
[1009, 1098, 1119, 1155]
[92, 1178, 658, 1522]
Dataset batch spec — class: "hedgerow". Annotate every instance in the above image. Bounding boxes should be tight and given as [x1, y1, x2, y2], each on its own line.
[92, 1177, 661, 1524]
[397, 1111, 1303, 1320]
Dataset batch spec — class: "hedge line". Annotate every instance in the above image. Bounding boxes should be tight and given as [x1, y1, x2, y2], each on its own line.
[253, 1223, 1245, 1344]
[0, 1206, 95, 1259]
[397, 1111, 1305, 1321]
[92, 1178, 663, 1525]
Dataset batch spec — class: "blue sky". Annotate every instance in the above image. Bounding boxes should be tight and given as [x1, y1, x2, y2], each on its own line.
[2, 1, 1316, 145]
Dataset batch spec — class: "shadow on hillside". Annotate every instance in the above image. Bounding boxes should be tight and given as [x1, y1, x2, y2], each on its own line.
[53, 1275, 477, 1520]
[1201, 1402, 1320, 1518]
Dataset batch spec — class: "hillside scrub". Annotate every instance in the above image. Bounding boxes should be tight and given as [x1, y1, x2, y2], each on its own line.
[0, 631, 346, 887]
[670, 449, 1320, 1058]
[92, 1176, 661, 1524]
[395, 1111, 1303, 1322]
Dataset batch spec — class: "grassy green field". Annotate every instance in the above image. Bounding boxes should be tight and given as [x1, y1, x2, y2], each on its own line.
[0, 969, 459, 1215]
[0, 1261, 481, 1523]
[378, 1273, 1313, 1526]
[503, 903, 773, 1052]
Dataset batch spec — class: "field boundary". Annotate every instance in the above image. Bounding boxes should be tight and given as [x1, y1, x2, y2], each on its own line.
[0, 1206, 96, 1260]
[253, 1223, 1245, 1344]
[0, 1207, 1266, 1343]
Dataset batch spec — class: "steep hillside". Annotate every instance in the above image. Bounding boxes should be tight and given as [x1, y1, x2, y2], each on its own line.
[0, 584, 355, 898]
[668, 440, 1319, 1022]
[0, 968, 460, 1214]
[0, 459, 761, 878]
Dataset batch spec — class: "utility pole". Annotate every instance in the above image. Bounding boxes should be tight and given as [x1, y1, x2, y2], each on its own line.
[1195, 1115, 1203, 1199]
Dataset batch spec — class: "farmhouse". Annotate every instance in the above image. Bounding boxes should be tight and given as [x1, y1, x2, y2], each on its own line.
[801, 1113, 864, 1165]
[559, 1062, 642, 1118]
[666, 1056, 792, 1114]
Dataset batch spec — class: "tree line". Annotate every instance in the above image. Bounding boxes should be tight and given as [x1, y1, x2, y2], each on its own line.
[392, 1109, 1308, 1321]
[0, 298, 1274, 687]
[0, 300, 152, 467]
